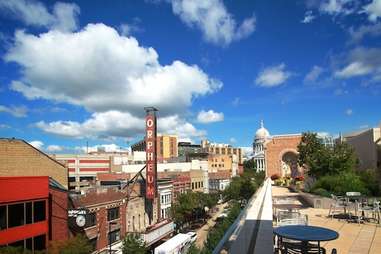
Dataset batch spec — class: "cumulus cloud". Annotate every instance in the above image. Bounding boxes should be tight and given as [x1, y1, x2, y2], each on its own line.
[197, 110, 224, 123]
[46, 145, 64, 152]
[0, 105, 28, 117]
[255, 63, 291, 87]
[334, 47, 381, 80]
[319, 0, 356, 15]
[301, 11, 315, 23]
[6, 24, 221, 116]
[29, 140, 43, 149]
[0, 0, 79, 32]
[170, 0, 255, 46]
[5, 23, 221, 141]
[304, 66, 324, 82]
[362, 0, 381, 22]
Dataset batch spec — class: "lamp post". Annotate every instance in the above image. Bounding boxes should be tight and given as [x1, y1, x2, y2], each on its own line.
[109, 221, 118, 254]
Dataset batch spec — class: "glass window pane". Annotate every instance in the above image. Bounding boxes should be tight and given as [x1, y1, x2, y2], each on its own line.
[26, 237, 33, 250]
[8, 203, 24, 228]
[86, 213, 96, 227]
[0, 206, 6, 230]
[25, 202, 32, 224]
[33, 201, 46, 223]
[34, 234, 46, 250]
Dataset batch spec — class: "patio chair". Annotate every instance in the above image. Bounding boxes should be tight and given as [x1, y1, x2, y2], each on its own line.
[281, 241, 326, 254]
[355, 200, 374, 224]
[372, 201, 380, 224]
[328, 194, 347, 219]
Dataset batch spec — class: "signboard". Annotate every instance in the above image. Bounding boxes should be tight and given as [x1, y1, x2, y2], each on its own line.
[145, 111, 157, 199]
[68, 209, 87, 229]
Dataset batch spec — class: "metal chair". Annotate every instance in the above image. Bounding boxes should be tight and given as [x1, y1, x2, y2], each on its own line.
[281, 241, 326, 254]
[328, 194, 347, 219]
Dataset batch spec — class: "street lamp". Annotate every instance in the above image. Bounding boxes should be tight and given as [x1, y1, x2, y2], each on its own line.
[109, 221, 118, 254]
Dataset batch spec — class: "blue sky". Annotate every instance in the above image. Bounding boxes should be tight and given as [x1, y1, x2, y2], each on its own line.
[0, 0, 380, 154]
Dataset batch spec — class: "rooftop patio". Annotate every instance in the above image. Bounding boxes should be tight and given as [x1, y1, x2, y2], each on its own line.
[273, 186, 381, 254]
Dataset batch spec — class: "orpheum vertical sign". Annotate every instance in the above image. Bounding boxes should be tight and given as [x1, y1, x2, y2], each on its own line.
[145, 108, 157, 200]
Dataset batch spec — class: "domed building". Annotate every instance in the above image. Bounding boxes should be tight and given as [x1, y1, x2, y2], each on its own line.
[252, 121, 304, 178]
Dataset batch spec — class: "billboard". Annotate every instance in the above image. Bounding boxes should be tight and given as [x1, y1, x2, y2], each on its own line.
[145, 112, 157, 199]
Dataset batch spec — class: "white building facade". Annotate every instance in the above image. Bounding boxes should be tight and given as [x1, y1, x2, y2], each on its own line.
[252, 120, 270, 172]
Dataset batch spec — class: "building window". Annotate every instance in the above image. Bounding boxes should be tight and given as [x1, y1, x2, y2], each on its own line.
[89, 237, 97, 251]
[109, 229, 120, 244]
[8, 203, 24, 227]
[34, 234, 46, 250]
[87, 213, 96, 227]
[25, 202, 32, 224]
[34, 201, 46, 223]
[0, 205, 6, 230]
[192, 182, 194, 189]
[107, 207, 120, 221]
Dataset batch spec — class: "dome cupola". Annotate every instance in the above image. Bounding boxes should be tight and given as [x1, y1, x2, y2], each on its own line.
[255, 120, 270, 140]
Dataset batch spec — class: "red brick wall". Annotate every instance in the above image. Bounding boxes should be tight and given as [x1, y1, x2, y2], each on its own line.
[49, 187, 68, 241]
[265, 135, 302, 177]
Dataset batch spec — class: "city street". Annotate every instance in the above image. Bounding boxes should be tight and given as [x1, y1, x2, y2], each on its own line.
[195, 202, 228, 249]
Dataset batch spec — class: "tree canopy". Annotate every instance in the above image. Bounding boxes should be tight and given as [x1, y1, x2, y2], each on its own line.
[122, 234, 147, 254]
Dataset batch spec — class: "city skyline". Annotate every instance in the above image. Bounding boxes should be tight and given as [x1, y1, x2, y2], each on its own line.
[0, 0, 380, 153]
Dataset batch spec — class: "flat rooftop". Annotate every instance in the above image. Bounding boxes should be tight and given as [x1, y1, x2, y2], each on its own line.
[273, 186, 381, 254]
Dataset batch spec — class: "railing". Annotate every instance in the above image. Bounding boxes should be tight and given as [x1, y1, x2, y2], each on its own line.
[213, 178, 273, 254]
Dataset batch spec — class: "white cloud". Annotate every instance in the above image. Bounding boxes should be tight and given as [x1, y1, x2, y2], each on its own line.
[6, 24, 221, 116]
[319, 0, 355, 15]
[363, 0, 381, 22]
[255, 63, 291, 87]
[197, 110, 224, 123]
[46, 145, 63, 152]
[348, 23, 381, 44]
[229, 137, 236, 144]
[241, 146, 253, 158]
[0, 123, 10, 129]
[170, 0, 255, 46]
[75, 144, 129, 153]
[0, 0, 79, 32]
[36, 111, 206, 141]
[345, 108, 353, 116]
[0, 105, 27, 117]
[304, 66, 324, 82]
[29, 140, 43, 149]
[334, 47, 381, 80]
[301, 11, 315, 23]
[5, 23, 220, 141]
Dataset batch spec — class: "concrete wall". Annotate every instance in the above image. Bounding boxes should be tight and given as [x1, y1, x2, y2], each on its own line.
[0, 139, 68, 189]
[345, 128, 380, 170]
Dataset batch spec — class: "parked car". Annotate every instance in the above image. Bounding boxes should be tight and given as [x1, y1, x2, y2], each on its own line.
[186, 232, 197, 243]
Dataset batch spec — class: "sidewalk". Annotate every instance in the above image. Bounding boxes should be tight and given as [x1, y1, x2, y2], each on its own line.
[195, 202, 228, 249]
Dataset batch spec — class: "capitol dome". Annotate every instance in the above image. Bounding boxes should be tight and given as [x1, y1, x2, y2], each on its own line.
[255, 120, 270, 140]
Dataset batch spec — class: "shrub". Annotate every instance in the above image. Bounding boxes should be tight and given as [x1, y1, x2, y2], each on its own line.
[311, 188, 331, 198]
[312, 172, 368, 196]
[356, 169, 381, 196]
[271, 174, 280, 180]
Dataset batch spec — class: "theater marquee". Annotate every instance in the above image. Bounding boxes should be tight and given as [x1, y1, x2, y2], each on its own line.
[145, 108, 157, 199]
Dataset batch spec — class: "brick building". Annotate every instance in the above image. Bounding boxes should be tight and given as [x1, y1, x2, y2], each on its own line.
[252, 121, 303, 178]
[208, 171, 231, 192]
[131, 134, 178, 162]
[0, 138, 68, 188]
[70, 188, 127, 252]
[201, 139, 243, 164]
[158, 172, 191, 201]
[0, 176, 68, 251]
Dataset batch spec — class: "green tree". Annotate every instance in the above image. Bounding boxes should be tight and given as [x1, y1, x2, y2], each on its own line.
[122, 234, 147, 254]
[49, 234, 93, 254]
[243, 158, 256, 172]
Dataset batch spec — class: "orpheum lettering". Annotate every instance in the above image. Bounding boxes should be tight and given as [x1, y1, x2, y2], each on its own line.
[145, 113, 156, 199]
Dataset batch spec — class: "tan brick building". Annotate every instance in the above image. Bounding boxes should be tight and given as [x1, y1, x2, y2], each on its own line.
[131, 134, 178, 162]
[252, 122, 303, 178]
[0, 138, 68, 188]
[190, 169, 204, 192]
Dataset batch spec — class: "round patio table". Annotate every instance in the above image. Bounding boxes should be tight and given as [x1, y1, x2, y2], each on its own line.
[274, 225, 339, 253]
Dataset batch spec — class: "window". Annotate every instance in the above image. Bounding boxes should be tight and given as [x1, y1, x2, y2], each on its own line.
[192, 182, 194, 189]
[34, 201, 46, 223]
[0, 205, 6, 230]
[201, 182, 203, 188]
[34, 234, 46, 250]
[107, 207, 119, 221]
[89, 237, 97, 251]
[87, 213, 96, 227]
[109, 229, 120, 244]
[26, 202, 32, 224]
[26, 237, 33, 250]
[8, 203, 24, 227]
